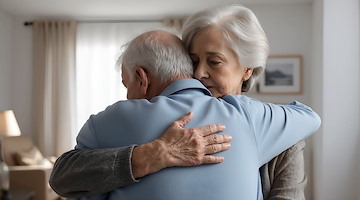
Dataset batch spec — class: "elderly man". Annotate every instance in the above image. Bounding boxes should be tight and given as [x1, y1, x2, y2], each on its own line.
[51, 30, 320, 200]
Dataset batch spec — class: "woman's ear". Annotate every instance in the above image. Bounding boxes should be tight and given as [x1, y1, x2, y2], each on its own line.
[243, 68, 254, 81]
[134, 66, 149, 96]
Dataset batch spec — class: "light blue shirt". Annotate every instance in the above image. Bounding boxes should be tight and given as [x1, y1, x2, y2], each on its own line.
[75, 79, 320, 200]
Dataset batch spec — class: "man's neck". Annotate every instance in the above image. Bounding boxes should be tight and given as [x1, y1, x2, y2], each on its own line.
[145, 76, 191, 100]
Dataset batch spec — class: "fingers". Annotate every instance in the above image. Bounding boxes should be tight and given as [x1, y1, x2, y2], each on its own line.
[204, 134, 232, 146]
[202, 156, 225, 164]
[198, 124, 226, 137]
[205, 143, 231, 155]
[201, 143, 231, 164]
[174, 112, 193, 128]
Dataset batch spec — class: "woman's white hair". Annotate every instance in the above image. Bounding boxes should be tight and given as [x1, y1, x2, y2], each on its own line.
[182, 4, 269, 92]
[117, 30, 194, 83]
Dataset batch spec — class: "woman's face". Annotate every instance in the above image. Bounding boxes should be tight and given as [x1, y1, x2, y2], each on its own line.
[189, 27, 252, 97]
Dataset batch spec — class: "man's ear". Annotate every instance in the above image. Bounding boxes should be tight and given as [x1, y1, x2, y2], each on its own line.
[134, 66, 149, 96]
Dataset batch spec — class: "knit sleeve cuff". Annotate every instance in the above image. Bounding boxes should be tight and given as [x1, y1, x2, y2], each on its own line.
[114, 145, 140, 184]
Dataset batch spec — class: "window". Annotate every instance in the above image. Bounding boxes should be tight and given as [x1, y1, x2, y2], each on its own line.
[75, 22, 163, 140]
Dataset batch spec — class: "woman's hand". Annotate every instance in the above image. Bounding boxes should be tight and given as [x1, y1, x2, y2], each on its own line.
[132, 112, 232, 178]
[158, 112, 231, 166]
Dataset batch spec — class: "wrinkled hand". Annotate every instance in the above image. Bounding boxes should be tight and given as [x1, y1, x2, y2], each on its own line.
[131, 112, 232, 178]
[157, 112, 232, 167]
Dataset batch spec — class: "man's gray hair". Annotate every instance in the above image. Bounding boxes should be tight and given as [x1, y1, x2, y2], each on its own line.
[182, 4, 269, 92]
[118, 30, 194, 83]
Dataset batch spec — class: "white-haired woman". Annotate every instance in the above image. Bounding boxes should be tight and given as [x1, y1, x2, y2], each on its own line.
[182, 4, 306, 200]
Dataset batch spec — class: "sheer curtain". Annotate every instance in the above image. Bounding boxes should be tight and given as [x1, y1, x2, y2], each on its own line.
[75, 22, 163, 144]
[32, 21, 77, 156]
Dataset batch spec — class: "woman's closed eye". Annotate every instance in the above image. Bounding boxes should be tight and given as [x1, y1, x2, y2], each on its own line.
[209, 60, 222, 66]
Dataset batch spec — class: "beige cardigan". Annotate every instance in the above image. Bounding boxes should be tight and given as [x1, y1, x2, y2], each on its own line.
[260, 140, 307, 200]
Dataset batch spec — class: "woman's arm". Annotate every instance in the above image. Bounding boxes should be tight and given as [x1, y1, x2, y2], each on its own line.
[49, 112, 232, 198]
[50, 147, 135, 198]
[261, 141, 307, 200]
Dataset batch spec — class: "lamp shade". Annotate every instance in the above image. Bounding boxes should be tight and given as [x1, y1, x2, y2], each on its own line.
[0, 110, 21, 136]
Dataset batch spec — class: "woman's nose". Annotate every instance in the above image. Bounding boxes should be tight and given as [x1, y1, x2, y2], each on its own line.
[194, 64, 209, 80]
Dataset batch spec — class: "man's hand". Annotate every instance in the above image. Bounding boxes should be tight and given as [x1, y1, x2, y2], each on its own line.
[131, 112, 232, 178]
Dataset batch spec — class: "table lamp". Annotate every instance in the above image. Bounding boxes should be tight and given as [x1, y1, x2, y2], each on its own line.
[0, 110, 21, 200]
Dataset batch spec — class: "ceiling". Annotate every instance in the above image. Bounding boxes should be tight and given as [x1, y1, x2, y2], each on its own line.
[0, 0, 312, 20]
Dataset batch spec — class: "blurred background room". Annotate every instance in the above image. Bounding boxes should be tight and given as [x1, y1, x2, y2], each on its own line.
[0, 0, 359, 199]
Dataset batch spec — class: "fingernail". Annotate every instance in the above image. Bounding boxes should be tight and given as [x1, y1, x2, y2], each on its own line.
[226, 135, 232, 140]
[226, 143, 231, 148]
[220, 125, 226, 129]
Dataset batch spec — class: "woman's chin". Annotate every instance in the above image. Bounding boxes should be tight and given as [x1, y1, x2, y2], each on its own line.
[209, 90, 223, 98]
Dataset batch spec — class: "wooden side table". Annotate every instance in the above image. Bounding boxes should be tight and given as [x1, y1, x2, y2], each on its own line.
[8, 190, 35, 200]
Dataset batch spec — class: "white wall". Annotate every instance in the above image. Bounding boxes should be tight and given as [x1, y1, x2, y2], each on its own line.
[11, 18, 33, 137]
[312, 0, 360, 200]
[0, 10, 33, 136]
[311, 0, 324, 198]
[0, 10, 13, 110]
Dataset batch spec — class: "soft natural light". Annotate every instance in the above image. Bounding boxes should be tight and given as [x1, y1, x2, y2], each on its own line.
[75, 22, 163, 142]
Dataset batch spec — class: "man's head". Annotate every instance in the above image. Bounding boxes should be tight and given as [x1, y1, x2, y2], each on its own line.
[119, 30, 194, 100]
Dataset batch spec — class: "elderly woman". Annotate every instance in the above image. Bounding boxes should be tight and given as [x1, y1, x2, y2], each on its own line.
[182, 4, 306, 199]
[51, 5, 308, 200]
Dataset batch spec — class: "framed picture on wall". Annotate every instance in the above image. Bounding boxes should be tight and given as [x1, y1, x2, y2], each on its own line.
[257, 55, 303, 94]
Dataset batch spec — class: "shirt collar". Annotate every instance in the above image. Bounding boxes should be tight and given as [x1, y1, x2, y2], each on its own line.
[160, 79, 212, 97]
